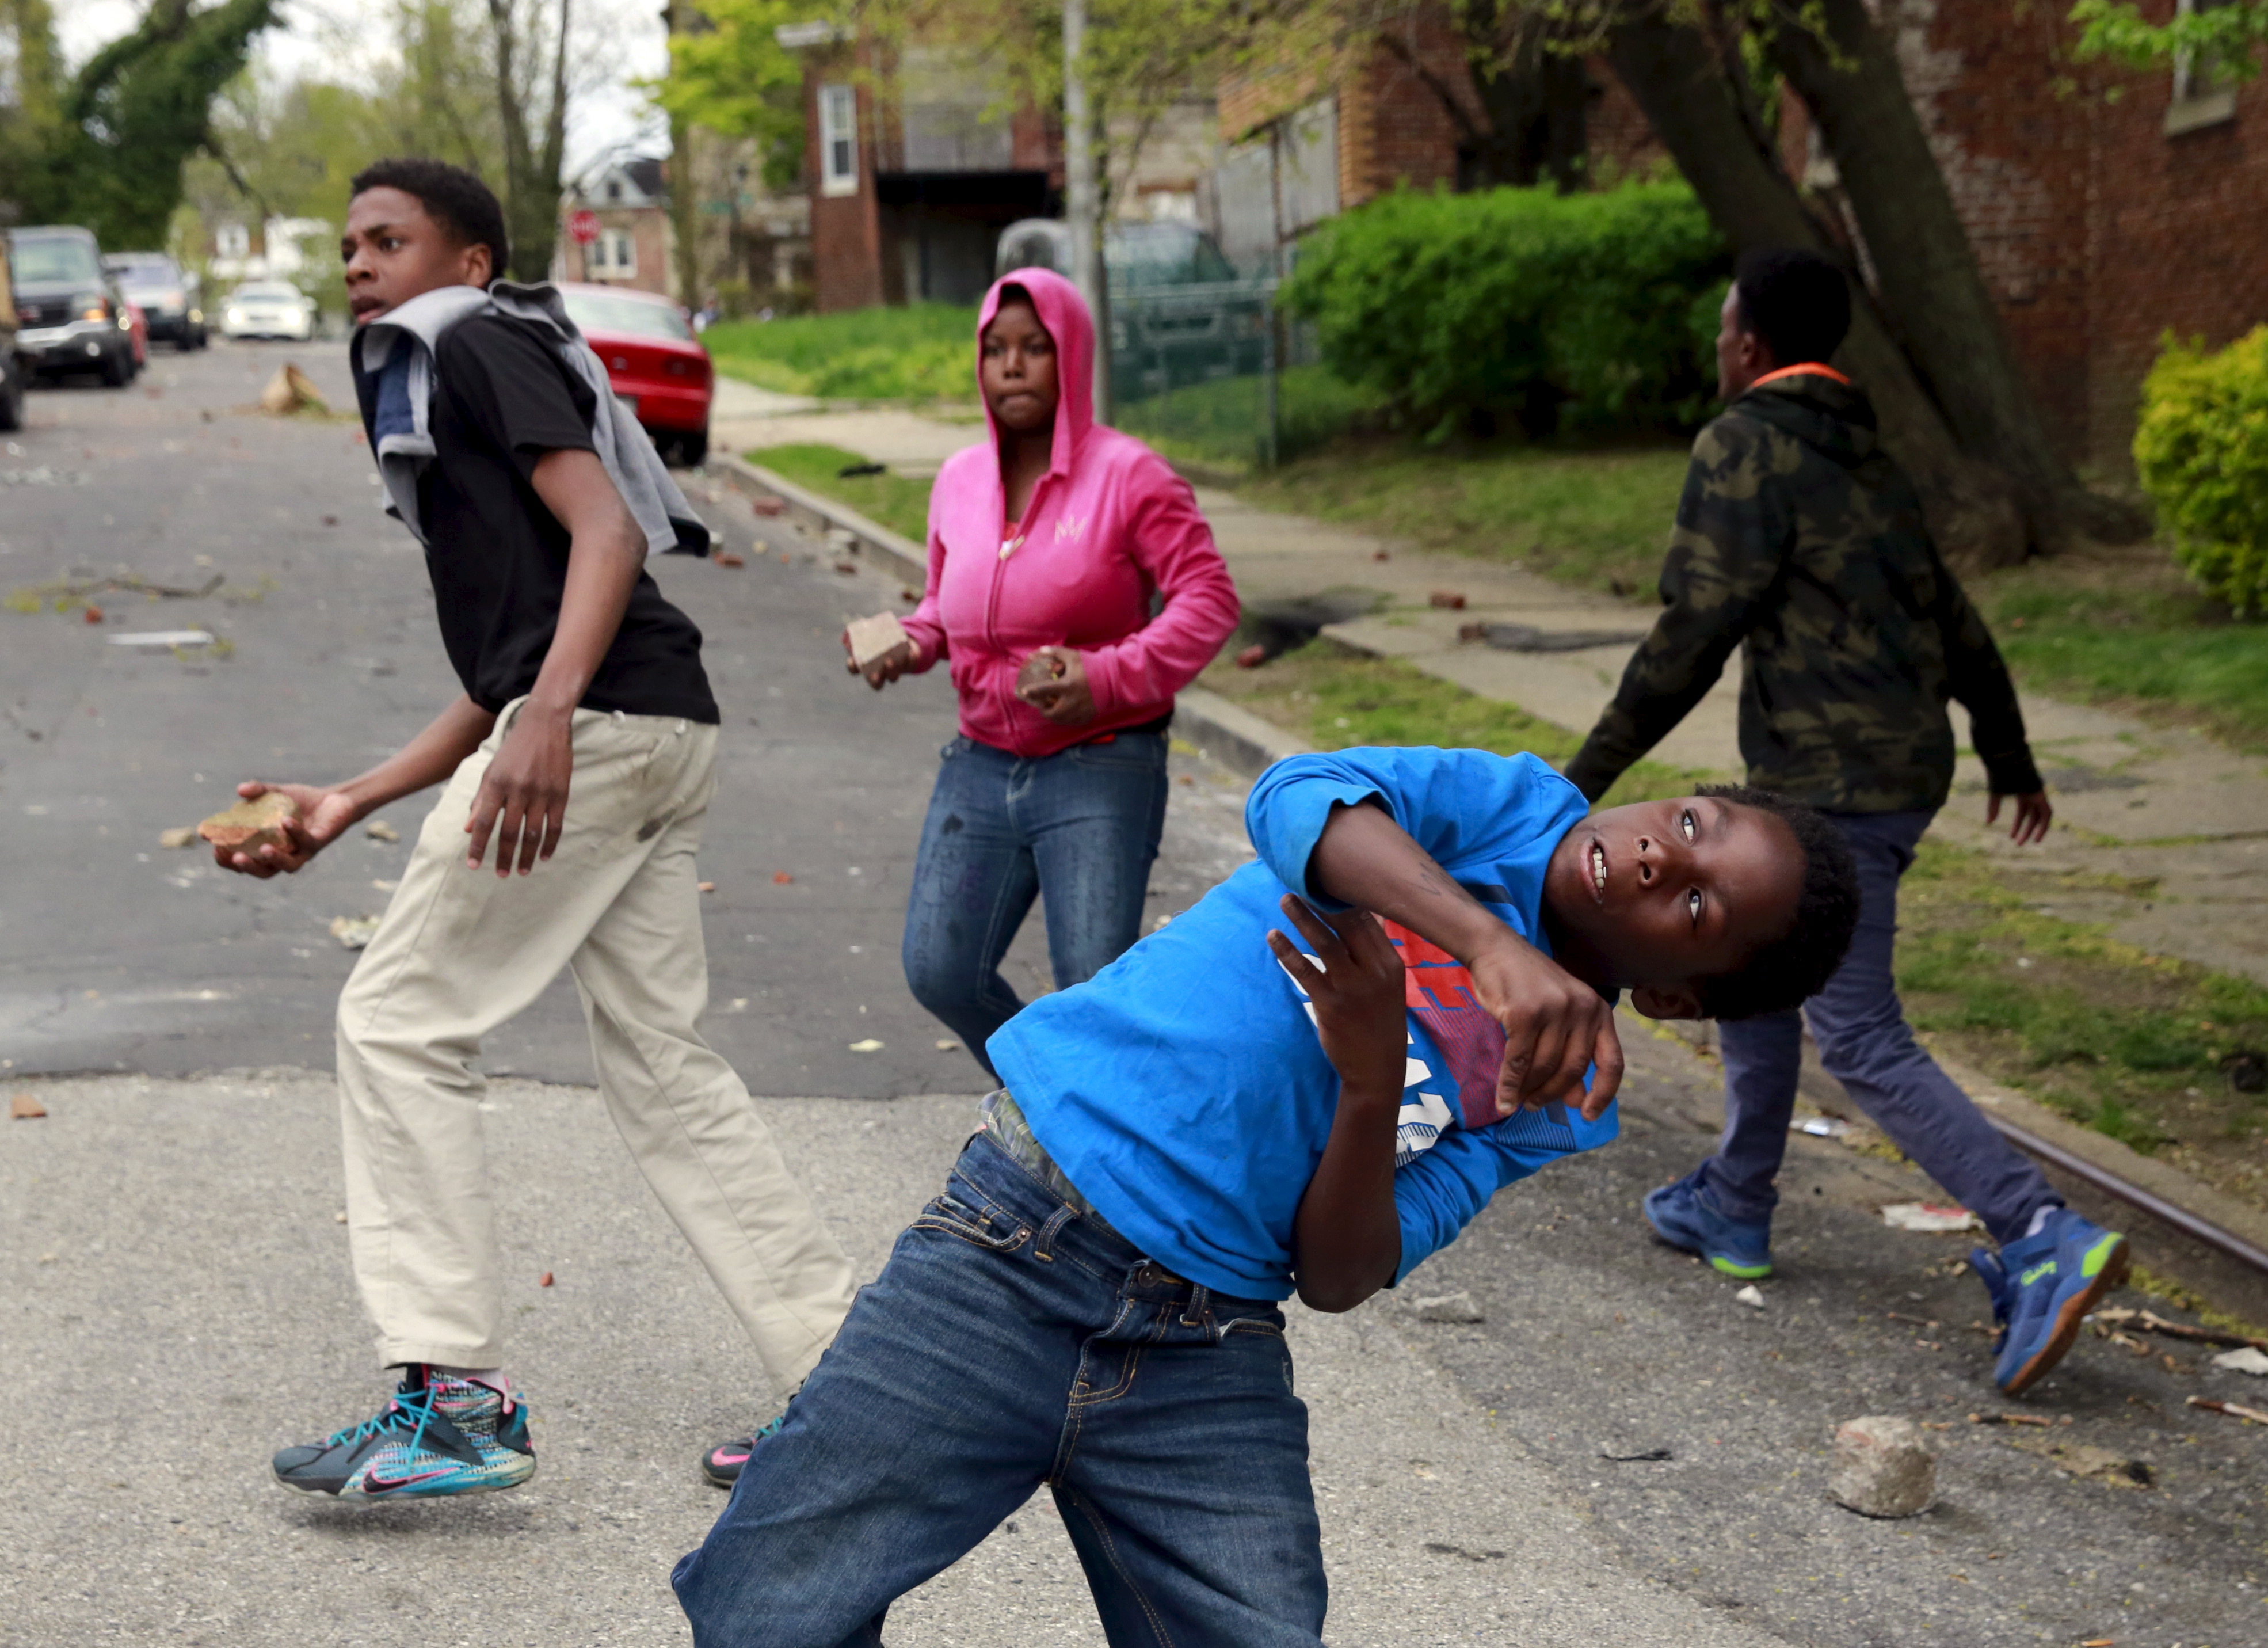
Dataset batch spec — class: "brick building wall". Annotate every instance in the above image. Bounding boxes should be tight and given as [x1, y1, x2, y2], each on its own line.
[1891, 0, 2268, 469]
[802, 44, 886, 313]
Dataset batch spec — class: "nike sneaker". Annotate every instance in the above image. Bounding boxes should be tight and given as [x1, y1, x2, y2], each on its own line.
[1644, 1170, 1774, 1279]
[273, 1366, 535, 1500]
[701, 1410, 788, 1488]
[1973, 1208, 2130, 1396]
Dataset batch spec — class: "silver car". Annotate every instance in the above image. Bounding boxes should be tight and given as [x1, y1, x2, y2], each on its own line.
[104, 252, 207, 350]
[220, 281, 316, 341]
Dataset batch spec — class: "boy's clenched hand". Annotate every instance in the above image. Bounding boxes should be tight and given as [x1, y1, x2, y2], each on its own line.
[211, 782, 360, 878]
[1267, 895, 1409, 1099]
[1468, 937, 1621, 1122]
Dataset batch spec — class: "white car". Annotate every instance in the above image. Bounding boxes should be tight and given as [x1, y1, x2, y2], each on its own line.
[220, 281, 317, 341]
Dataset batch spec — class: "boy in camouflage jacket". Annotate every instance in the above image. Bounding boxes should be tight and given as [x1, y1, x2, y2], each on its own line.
[1565, 248, 2128, 1398]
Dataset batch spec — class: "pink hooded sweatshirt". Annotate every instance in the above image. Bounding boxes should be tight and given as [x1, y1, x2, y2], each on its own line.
[900, 268, 1241, 758]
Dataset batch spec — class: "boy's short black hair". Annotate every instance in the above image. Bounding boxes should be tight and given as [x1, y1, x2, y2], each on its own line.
[1732, 248, 1851, 367]
[1691, 783, 1859, 1022]
[348, 157, 509, 284]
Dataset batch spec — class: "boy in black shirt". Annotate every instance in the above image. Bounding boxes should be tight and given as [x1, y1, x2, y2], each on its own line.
[215, 159, 856, 1501]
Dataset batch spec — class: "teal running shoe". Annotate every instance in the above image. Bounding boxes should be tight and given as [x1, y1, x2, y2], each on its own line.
[1644, 1172, 1773, 1280]
[1972, 1208, 2130, 1396]
[272, 1366, 536, 1500]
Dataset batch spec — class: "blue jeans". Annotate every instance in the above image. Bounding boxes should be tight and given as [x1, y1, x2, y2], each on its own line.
[672, 1132, 1327, 1648]
[1702, 808, 2060, 1249]
[902, 732, 1169, 1075]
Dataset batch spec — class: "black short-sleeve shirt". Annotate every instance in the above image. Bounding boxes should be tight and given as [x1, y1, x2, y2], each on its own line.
[406, 311, 718, 722]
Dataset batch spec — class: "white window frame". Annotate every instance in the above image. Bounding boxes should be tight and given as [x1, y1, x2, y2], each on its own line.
[594, 227, 636, 278]
[820, 83, 860, 198]
[2168, 0, 2240, 136]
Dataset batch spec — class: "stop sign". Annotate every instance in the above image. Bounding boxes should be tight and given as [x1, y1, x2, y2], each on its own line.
[569, 208, 601, 245]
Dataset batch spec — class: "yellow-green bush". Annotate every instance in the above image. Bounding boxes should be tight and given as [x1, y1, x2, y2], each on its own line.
[2135, 326, 2268, 616]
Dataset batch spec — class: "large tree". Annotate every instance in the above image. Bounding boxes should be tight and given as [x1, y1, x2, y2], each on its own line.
[2, 0, 277, 246]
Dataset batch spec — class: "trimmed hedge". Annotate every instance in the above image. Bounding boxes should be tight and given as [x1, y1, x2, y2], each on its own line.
[2136, 327, 2268, 618]
[1280, 180, 1729, 439]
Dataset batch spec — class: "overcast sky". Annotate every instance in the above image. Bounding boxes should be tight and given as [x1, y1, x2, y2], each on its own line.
[52, 0, 670, 184]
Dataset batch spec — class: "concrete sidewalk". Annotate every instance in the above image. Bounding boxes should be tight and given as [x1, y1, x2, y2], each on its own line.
[2, 1071, 1794, 1648]
[715, 393, 2268, 992]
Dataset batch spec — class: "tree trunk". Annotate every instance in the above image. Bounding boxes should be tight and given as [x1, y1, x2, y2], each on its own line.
[1764, 0, 2145, 549]
[528, 0, 569, 283]
[1604, 5, 2029, 568]
[1465, 7, 1590, 191]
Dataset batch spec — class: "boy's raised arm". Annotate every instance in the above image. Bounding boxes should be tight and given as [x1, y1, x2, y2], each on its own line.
[1306, 798, 1621, 1120]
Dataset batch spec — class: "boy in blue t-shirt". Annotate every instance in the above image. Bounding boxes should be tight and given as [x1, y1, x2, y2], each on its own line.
[674, 747, 1859, 1647]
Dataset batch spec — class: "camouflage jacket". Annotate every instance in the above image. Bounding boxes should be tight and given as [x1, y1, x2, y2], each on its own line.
[1564, 374, 2041, 815]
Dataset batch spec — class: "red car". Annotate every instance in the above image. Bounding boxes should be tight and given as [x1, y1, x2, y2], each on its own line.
[557, 281, 712, 467]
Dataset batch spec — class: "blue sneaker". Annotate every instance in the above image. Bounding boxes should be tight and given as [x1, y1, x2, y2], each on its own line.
[272, 1366, 536, 1500]
[1644, 1172, 1773, 1279]
[1972, 1208, 2130, 1396]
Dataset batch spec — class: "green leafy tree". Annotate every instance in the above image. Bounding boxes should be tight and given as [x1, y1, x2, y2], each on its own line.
[12, 0, 278, 246]
[2071, 0, 2268, 78]
[654, 0, 805, 191]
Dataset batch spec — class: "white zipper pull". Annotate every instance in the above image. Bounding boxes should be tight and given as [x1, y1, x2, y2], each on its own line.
[998, 535, 1025, 560]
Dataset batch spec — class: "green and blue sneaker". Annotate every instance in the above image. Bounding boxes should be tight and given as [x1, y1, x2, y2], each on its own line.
[1972, 1208, 2130, 1396]
[272, 1366, 536, 1500]
[1644, 1171, 1774, 1280]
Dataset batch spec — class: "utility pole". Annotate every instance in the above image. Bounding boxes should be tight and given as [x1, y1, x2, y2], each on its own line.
[1062, 0, 1110, 419]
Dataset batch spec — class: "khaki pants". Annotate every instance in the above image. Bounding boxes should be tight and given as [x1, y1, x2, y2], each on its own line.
[336, 701, 857, 1386]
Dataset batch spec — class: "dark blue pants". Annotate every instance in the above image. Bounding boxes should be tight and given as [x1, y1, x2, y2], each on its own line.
[1702, 808, 2061, 1248]
[672, 1133, 1327, 1647]
[901, 732, 1169, 1074]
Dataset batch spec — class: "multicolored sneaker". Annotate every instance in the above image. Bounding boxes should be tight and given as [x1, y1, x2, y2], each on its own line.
[272, 1367, 536, 1500]
[1972, 1208, 2131, 1396]
[1644, 1171, 1774, 1279]
[700, 1410, 787, 1489]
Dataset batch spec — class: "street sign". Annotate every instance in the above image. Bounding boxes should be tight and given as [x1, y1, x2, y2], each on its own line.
[569, 209, 601, 246]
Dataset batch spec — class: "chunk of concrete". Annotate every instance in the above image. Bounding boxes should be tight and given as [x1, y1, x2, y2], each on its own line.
[1829, 1415, 1936, 1518]
[1412, 1291, 1484, 1324]
[198, 791, 300, 855]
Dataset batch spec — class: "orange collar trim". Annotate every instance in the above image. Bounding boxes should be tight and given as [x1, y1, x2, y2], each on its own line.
[1749, 362, 1851, 390]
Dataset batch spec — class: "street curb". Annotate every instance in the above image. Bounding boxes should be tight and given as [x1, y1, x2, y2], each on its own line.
[712, 452, 929, 588]
[711, 451, 1308, 782]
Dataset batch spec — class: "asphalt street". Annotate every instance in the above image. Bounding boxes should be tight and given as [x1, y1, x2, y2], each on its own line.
[5, 344, 2267, 1647]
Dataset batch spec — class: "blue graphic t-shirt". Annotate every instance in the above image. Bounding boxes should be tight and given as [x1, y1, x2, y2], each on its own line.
[988, 745, 1619, 1301]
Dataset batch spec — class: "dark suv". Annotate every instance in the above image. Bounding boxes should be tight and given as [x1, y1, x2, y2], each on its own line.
[104, 251, 206, 350]
[0, 236, 23, 430]
[7, 225, 138, 387]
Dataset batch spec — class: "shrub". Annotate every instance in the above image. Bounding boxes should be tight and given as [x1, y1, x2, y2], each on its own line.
[2135, 326, 2268, 616]
[1279, 181, 1729, 439]
[703, 303, 978, 402]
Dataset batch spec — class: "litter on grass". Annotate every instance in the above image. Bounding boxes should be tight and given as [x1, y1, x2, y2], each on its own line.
[1882, 1202, 1981, 1232]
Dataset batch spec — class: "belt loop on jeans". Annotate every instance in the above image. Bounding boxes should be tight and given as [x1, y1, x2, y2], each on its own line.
[1181, 1282, 1211, 1329]
[1034, 1202, 1075, 1262]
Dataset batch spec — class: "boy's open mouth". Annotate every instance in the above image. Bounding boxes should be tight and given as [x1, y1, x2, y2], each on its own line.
[1589, 839, 1607, 899]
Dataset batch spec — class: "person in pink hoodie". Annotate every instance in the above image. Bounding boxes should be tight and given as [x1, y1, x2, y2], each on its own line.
[845, 268, 1240, 1074]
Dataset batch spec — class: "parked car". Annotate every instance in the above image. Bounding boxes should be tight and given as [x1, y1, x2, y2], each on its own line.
[6, 224, 139, 388]
[220, 281, 316, 341]
[104, 252, 206, 349]
[994, 219, 1271, 385]
[556, 281, 712, 466]
[0, 235, 23, 431]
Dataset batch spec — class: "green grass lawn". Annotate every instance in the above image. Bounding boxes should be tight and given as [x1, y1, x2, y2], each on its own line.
[745, 443, 935, 545]
[1197, 638, 1723, 806]
[706, 305, 979, 404]
[1241, 436, 1691, 597]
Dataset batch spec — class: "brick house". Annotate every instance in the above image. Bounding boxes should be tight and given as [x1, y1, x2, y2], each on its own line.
[776, 20, 1061, 311]
[556, 155, 676, 298]
[1214, 2, 2268, 472]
